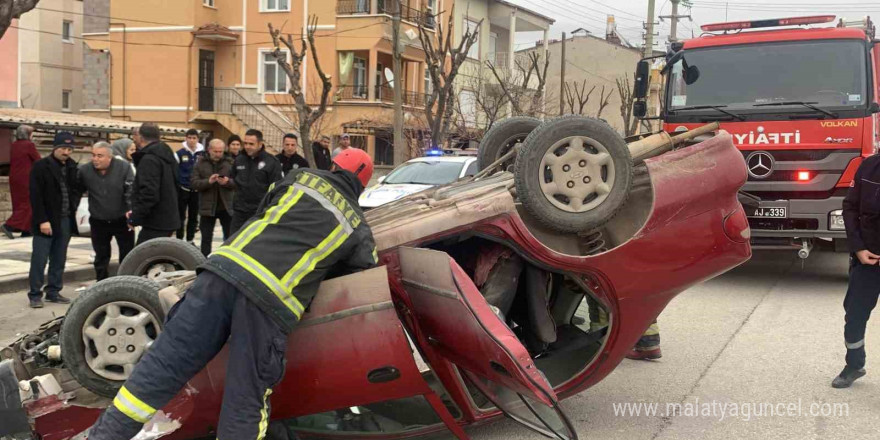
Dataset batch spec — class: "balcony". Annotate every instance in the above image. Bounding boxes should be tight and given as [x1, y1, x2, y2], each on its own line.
[337, 84, 427, 108]
[337, 0, 435, 29]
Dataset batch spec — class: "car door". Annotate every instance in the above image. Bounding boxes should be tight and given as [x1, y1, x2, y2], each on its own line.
[398, 247, 579, 440]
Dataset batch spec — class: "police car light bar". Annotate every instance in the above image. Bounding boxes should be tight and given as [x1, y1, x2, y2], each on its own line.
[700, 15, 836, 32]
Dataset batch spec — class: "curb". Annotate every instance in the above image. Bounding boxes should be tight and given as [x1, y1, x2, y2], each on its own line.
[0, 264, 117, 295]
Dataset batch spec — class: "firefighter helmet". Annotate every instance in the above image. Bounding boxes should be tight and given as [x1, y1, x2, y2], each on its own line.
[333, 148, 374, 187]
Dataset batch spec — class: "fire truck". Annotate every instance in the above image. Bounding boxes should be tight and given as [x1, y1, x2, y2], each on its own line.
[633, 15, 880, 258]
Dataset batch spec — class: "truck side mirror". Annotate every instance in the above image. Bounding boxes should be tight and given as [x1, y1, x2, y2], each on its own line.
[633, 101, 647, 119]
[634, 61, 650, 100]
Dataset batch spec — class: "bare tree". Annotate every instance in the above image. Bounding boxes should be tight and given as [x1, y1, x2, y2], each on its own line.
[595, 85, 614, 119]
[419, 7, 482, 148]
[0, 0, 39, 39]
[486, 51, 550, 118]
[616, 76, 638, 136]
[268, 16, 332, 166]
[563, 80, 594, 115]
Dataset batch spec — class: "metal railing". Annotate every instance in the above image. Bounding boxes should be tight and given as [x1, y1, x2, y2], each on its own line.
[212, 88, 288, 151]
[378, 0, 435, 28]
[337, 85, 370, 101]
[336, 0, 370, 14]
[375, 84, 427, 107]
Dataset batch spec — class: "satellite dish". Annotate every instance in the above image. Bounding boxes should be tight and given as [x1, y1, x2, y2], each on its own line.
[384, 68, 395, 86]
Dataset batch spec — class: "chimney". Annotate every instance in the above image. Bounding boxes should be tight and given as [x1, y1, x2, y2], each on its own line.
[606, 15, 621, 45]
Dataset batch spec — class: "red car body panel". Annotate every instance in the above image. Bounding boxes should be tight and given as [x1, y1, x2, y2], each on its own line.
[24, 133, 750, 440]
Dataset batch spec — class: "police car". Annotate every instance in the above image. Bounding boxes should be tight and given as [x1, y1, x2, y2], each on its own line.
[358, 151, 478, 209]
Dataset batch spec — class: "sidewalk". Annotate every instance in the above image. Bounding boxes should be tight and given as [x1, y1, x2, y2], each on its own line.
[0, 226, 224, 294]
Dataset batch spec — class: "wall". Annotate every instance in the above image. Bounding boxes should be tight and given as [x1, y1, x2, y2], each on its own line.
[523, 35, 641, 133]
[0, 21, 18, 108]
[83, 47, 110, 111]
[0, 178, 10, 223]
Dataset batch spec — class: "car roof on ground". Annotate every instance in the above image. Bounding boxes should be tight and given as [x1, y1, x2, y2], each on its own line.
[407, 156, 476, 163]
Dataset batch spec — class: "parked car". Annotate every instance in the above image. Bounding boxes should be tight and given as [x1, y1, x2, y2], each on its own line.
[359, 156, 478, 209]
[0, 117, 750, 440]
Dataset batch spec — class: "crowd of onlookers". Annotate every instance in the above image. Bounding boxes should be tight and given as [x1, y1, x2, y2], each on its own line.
[1, 123, 354, 308]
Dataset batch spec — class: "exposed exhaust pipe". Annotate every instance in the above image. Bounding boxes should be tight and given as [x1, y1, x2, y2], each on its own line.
[798, 239, 813, 259]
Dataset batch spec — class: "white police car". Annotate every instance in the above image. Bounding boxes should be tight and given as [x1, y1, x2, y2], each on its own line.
[359, 154, 478, 209]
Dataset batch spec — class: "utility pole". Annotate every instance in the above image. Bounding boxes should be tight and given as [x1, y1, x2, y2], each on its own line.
[660, 0, 692, 43]
[644, 0, 656, 57]
[559, 32, 566, 116]
[392, 1, 406, 165]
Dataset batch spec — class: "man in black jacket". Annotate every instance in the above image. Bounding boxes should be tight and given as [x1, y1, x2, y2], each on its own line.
[834, 154, 880, 388]
[191, 139, 235, 256]
[276, 133, 309, 176]
[229, 129, 282, 234]
[28, 132, 81, 308]
[87, 149, 377, 440]
[312, 135, 333, 171]
[130, 123, 181, 245]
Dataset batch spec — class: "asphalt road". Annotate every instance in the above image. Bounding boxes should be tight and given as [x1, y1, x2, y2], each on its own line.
[1, 251, 876, 440]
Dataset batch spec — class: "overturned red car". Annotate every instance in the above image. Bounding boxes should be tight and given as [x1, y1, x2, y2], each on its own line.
[1, 117, 750, 440]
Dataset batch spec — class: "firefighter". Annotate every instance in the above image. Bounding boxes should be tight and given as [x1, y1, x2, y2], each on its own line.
[87, 148, 377, 440]
[833, 155, 880, 388]
[627, 320, 661, 360]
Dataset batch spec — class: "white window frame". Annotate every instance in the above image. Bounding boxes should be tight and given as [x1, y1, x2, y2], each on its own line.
[424, 64, 432, 96]
[488, 31, 498, 64]
[62, 20, 73, 43]
[353, 57, 367, 98]
[259, 49, 289, 94]
[261, 0, 290, 13]
[203, 0, 215, 7]
[464, 18, 480, 60]
[61, 90, 71, 112]
[376, 62, 384, 99]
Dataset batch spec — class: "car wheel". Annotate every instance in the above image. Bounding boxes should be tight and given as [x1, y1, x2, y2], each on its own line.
[477, 117, 542, 172]
[60, 276, 165, 397]
[514, 116, 633, 233]
[118, 237, 206, 280]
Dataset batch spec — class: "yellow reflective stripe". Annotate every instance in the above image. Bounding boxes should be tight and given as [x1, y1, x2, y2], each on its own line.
[230, 186, 303, 250]
[257, 388, 273, 440]
[281, 224, 349, 290]
[371, 247, 379, 263]
[213, 248, 305, 318]
[113, 386, 156, 424]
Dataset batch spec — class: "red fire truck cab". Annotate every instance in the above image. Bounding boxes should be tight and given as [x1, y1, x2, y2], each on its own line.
[635, 15, 880, 258]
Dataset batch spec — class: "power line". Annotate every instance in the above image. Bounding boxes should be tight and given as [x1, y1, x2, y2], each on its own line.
[565, 60, 617, 84]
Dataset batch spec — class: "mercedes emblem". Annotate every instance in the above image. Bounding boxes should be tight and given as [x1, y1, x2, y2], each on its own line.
[746, 151, 774, 179]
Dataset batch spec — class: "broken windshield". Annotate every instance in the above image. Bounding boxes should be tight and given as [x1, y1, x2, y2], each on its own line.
[667, 39, 868, 112]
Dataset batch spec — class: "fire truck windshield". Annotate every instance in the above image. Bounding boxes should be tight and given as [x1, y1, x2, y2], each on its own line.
[667, 39, 868, 117]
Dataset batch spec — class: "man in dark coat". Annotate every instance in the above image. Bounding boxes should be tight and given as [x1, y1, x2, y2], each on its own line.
[311, 135, 333, 171]
[228, 129, 282, 234]
[1, 125, 41, 239]
[191, 139, 235, 256]
[27, 132, 81, 308]
[276, 133, 309, 176]
[130, 123, 181, 245]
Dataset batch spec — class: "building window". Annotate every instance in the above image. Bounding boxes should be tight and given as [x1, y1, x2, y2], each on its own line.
[459, 90, 477, 126]
[203, 0, 215, 6]
[424, 65, 432, 95]
[375, 62, 385, 100]
[62, 90, 71, 112]
[262, 0, 290, 12]
[464, 19, 480, 60]
[353, 57, 367, 98]
[62, 20, 73, 43]
[261, 51, 288, 93]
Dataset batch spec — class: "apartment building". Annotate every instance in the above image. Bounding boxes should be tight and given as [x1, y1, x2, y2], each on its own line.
[0, 22, 18, 109]
[18, 0, 85, 113]
[452, 0, 554, 130]
[80, 0, 449, 165]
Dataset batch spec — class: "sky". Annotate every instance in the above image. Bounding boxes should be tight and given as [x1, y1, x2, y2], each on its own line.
[506, 0, 880, 51]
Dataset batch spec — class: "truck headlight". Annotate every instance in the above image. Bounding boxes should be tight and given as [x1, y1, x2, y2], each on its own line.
[829, 210, 845, 231]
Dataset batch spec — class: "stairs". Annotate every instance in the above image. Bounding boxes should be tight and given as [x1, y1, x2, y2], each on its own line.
[201, 87, 292, 153]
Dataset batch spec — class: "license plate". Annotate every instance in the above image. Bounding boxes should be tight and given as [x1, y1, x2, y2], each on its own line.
[748, 207, 787, 218]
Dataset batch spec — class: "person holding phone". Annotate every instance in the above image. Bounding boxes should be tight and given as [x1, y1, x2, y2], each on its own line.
[190, 139, 235, 256]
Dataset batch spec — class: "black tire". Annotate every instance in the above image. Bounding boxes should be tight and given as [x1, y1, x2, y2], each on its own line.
[514, 116, 633, 233]
[477, 117, 542, 172]
[118, 237, 206, 278]
[60, 276, 165, 397]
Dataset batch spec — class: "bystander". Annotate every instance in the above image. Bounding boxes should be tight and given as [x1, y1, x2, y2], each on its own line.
[130, 123, 181, 245]
[311, 135, 333, 171]
[78, 142, 135, 281]
[229, 129, 281, 234]
[191, 139, 234, 256]
[226, 134, 242, 159]
[331, 133, 352, 159]
[277, 133, 309, 176]
[176, 129, 202, 243]
[1, 125, 40, 239]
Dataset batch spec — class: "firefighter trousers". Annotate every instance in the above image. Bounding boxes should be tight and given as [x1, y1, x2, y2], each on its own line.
[843, 262, 880, 370]
[88, 271, 288, 440]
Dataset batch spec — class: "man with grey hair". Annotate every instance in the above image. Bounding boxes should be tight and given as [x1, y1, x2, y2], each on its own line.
[77, 142, 135, 281]
[2, 125, 40, 239]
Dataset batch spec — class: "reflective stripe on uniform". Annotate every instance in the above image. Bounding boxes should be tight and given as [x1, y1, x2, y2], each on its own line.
[230, 186, 304, 250]
[282, 224, 349, 291]
[257, 388, 273, 440]
[293, 183, 355, 234]
[113, 386, 156, 424]
[372, 247, 379, 263]
[643, 322, 660, 336]
[846, 339, 865, 350]
[213, 248, 306, 318]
